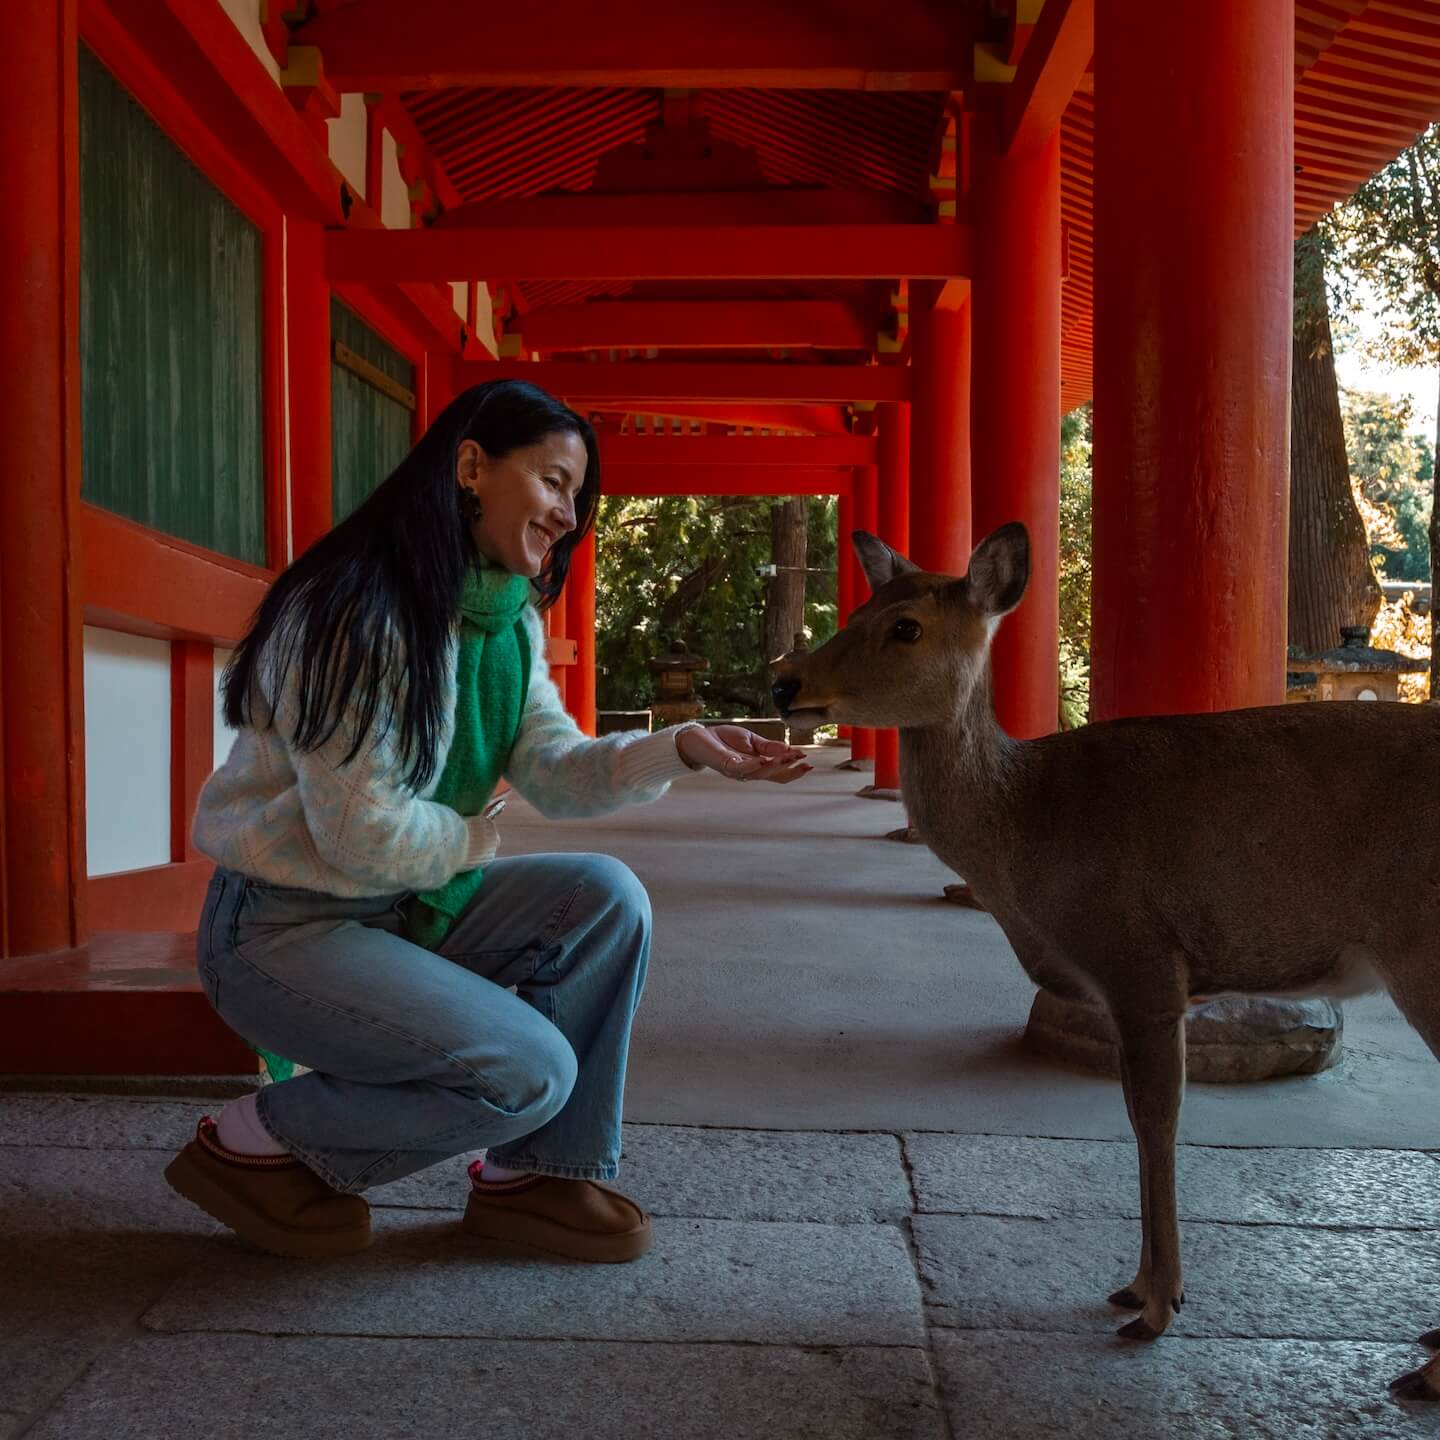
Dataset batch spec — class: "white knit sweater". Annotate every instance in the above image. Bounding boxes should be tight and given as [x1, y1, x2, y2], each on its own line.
[193, 603, 696, 897]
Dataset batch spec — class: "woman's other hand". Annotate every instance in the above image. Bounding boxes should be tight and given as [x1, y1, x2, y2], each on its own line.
[674, 724, 813, 785]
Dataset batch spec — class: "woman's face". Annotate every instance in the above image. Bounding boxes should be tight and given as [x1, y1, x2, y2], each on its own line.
[457, 430, 587, 578]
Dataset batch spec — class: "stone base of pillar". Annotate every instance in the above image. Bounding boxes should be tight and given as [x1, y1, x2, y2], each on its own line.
[885, 826, 924, 844]
[856, 785, 902, 802]
[942, 883, 986, 910]
[1024, 990, 1343, 1083]
[836, 757, 874, 773]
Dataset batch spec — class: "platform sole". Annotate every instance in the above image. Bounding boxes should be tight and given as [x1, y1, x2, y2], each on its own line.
[461, 1193, 651, 1263]
[165, 1147, 372, 1260]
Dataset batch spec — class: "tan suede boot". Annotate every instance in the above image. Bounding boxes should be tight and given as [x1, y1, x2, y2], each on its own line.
[164, 1117, 372, 1259]
[461, 1160, 651, 1263]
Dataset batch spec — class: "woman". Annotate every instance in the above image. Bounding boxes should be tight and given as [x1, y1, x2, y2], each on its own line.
[165, 379, 810, 1264]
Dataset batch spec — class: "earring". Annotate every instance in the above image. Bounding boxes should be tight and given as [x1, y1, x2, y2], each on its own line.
[458, 487, 482, 525]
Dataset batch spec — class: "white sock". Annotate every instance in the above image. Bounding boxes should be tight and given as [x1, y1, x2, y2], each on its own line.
[215, 1092, 289, 1157]
[479, 1159, 532, 1184]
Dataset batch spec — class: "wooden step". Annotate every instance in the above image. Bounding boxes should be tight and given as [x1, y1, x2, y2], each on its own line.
[1, 933, 257, 1075]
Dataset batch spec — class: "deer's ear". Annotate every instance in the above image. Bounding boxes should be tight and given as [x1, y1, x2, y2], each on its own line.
[851, 531, 919, 592]
[967, 523, 1030, 616]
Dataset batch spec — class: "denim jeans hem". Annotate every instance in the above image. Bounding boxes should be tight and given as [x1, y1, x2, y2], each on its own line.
[489, 1153, 619, 1182]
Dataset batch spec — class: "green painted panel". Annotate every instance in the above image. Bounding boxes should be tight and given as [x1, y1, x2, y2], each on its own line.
[79, 47, 265, 566]
[331, 300, 415, 523]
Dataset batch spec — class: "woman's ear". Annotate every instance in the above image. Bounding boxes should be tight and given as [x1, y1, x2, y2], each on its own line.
[456, 439, 485, 488]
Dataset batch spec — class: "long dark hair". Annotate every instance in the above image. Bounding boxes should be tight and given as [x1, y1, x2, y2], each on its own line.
[223, 379, 600, 789]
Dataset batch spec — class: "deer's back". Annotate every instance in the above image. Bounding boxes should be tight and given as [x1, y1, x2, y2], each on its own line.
[962, 701, 1437, 997]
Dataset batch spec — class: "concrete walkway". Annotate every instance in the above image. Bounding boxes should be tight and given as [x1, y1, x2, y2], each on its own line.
[4, 756, 1439, 1437]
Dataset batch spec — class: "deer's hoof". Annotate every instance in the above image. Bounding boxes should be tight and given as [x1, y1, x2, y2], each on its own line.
[1107, 1286, 1144, 1310]
[1420, 1329, 1440, 1351]
[1389, 1367, 1440, 1402]
[1117, 1316, 1165, 1342]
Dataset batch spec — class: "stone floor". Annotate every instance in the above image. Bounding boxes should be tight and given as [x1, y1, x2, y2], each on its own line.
[4, 755, 1439, 1437]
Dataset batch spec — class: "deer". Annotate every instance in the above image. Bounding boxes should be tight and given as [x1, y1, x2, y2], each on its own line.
[770, 523, 1440, 1401]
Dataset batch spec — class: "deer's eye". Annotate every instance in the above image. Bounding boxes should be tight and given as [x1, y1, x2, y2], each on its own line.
[892, 618, 922, 643]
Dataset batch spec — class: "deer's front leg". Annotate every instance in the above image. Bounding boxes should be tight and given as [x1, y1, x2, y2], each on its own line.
[1111, 1007, 1186, 1341]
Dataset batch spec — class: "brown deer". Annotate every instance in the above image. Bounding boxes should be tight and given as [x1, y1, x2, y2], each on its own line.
[771, 523, 1440, 1400]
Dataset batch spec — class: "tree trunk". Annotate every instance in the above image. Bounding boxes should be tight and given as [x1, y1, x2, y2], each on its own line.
[762, 497, 807, 674]
[1288, 233, 1382, 654]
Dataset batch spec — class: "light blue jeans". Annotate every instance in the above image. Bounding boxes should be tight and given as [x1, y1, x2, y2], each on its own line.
[195, 855, 651, 1193]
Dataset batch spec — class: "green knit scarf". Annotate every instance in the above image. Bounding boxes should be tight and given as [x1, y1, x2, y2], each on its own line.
[402, 563, 532, 949]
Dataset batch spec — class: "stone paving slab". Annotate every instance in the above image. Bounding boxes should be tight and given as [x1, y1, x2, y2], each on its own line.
[371, 1125, 913, 1223]
[0, 1237, 212, 1417]
[0, 1146, 218, 1415]
[145, 1211, 927, 1347]
[905, 1134, 1440, 1229]
[932, 1331, 1437, 1439]
[0, 1094, 200, 1151]
[23, 1333, 946, 1440]
[914, 1214, 1437, 1341]
[0, 1145, 218, 1237]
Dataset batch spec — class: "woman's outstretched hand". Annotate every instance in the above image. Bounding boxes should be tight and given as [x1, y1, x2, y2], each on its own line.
[674, 724, 813, 785]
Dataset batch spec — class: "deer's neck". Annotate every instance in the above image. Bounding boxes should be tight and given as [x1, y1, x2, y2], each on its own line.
[899, 665, 1023, 858]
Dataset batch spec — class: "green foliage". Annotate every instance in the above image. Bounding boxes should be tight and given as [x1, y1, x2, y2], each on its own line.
[1342, 388, 1434, 581]
[1058, 405, 1093, 728]
[594, 494, 837, 716]
[1331, 124, 1440, 368]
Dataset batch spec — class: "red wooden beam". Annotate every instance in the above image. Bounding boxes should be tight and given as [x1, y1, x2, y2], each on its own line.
[457, 361, 911, 403]
[586, 403, 852, 435]
[293, 0, 972, 91]
[599, 434, 875, 466]
[606, 466, 852, 497]
[326, 225, 973, 284]
[1002, 0, 1095, 154]
[517, 300, 872, 353]
[81, 506, 272, 647]
[437, 191, 928, 230]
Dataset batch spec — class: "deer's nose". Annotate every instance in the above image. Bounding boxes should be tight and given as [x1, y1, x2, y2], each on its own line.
[772, 677, 801, 714]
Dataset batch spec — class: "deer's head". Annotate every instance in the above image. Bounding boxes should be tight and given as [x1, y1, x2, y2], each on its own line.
[771, 523, 1030, 729]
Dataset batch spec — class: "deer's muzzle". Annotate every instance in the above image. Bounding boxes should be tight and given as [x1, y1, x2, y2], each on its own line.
[771, 677, 802, 715]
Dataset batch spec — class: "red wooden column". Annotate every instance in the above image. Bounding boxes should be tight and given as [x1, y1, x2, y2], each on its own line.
[1, 0, 86, 958]
[568, 531, 598, 736]
[970, 111, 1062, 739]
[835, 489, 855, 742]
[847, 462, 880, 765]
[287, 219, 333, 555]
[548, 584, 570, 708]
[1091, 0, 1293, 720]
[873, 402, 911, 790]
[907, 288, 972, 576]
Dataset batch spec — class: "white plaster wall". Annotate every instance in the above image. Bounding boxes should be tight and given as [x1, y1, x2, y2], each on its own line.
[217, 0, 281, 85]
[382, 130, 410, 230]
[214, 649, 239, 772]
[84, 628, 172, 877]
[329, 92, 368, 200]
[452, 281, 468, 320]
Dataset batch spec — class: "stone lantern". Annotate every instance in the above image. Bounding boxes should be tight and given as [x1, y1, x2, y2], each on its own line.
[646, 639, 709, 727]
[1285, 625, 1427, 702]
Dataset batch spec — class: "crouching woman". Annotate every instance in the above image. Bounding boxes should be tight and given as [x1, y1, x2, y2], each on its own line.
[166, 379, 809, 1263]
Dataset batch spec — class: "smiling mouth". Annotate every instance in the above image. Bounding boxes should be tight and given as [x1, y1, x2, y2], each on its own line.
[529, 523, 556, 547]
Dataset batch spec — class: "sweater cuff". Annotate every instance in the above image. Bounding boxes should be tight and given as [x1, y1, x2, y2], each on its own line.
[616, 725, 702, 792]
[459, 814, 500, 872]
